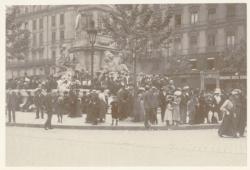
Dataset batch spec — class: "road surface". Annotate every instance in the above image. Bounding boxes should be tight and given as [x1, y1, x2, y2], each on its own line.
[6, 127, 246, 166]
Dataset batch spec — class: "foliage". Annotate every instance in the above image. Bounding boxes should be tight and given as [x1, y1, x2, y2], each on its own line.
[6, 6, 30, 60]
[102, 5, 173, 64]
[165, 55, 192, 75]
[220, 40, 246, 74]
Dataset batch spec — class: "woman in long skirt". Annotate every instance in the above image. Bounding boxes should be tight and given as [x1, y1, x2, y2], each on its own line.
[165, 101, 173, 128]
[133, 92, 145, 122]
[172, 95, 181, 125]
[218, 90, 241, 138]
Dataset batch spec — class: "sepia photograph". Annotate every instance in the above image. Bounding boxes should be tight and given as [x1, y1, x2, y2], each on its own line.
[4, 2, 247, 167]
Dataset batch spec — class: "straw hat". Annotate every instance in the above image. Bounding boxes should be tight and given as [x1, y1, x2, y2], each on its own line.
[174, 90, 182, 96]
[183, 86, 189, 90]
[231, 89, 240, 95]
[214, 88, 221, 94]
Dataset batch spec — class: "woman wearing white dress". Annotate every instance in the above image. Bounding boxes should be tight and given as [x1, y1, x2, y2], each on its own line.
[165, 96, 173, 128]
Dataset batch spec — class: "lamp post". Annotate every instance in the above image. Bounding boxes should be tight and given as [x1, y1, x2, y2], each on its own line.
[86, 20, 97, 88]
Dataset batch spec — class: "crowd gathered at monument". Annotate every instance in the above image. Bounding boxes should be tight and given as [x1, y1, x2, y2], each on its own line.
[6, 70, 246, 137]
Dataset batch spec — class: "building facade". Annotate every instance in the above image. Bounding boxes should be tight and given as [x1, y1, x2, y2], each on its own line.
[166, 4, 246, 91]
[6, 4, 247, 92]
[6, 5, 115, 79]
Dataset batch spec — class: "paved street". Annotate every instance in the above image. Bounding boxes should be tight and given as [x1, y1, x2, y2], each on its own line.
[6, 127, 246, 166]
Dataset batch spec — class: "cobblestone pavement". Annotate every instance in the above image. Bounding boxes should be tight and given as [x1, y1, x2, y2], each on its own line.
[6, 127, 246, 166]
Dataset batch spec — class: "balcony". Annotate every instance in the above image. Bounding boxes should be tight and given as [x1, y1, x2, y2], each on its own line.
[6, 58, 55, 69]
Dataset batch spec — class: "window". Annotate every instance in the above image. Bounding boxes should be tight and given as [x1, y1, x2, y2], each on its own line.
[39, 49, 44, 58]
[174, 37, 182, 51]
[32, 20, 36, 30]
[39, 18, 43, 29]
[208, 8, 216, 21]
[32, 51, 36, 60]
[207, 58, 215, 70]
[60, 14, 64, 25]
[97, 14, 103, 29]
[190, 35, 198, 47]
[60, 30, 64, 40]
[52, 31, 56, 43]
[33, 33, 37, 46]
[32, 6, 36, 12]
[51, 15, 56, 27]
[227, 4, 236, 17]
[190, 11, 198, 24]
[189, 59, 197, 70]
[52, 50, 56, 59]
[226, 33, 235, 47]
[207, 34, 216, 47]
[24, 22, 28, 29]
[39, 32, 43, 45]
[175, 14, 182, 27]
[25, 7, 28, 13]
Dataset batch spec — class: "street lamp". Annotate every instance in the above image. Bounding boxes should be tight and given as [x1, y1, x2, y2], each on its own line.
[86, 20, 97, 88]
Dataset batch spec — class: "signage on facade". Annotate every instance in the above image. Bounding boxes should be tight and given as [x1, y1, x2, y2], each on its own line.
[220, 75, 246, 80]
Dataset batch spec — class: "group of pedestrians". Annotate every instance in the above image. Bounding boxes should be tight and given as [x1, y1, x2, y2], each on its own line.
[6, 71, 247, 136]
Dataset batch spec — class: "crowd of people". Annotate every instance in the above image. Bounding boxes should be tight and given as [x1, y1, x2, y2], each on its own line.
[6, 71, 247, 137]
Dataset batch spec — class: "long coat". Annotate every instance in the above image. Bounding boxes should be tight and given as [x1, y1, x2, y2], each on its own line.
[7, 92, 17, 110]
[219, 98, 239, 137]
[117, 88, 129, 119]
[133, 95, 145, 122]
[172, 96, 181, 121]
[98, 93, 107, 119]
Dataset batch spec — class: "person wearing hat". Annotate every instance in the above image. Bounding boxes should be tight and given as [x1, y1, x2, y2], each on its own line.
[110, 96, 119, 125]
[180, 87, 190, 124]
[218, 89, 241, 138]
[81, 91, 88, 114]
[237, 90, 246, 137]
[117, 85, 129, 120]
[6, 90, 17, 123]
[172, 91, 181, 125]
[34, 88, 45, 119]
[143, 86, 155, 128]
[159, 87, 167, 123]
[44, 88, 54, 130]
[54, 90, 64, 123]
[89, 90, 100, 125]
[210, 88, 225, 123]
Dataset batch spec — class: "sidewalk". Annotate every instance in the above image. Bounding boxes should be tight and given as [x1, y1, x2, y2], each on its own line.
[6, 111, 220, 130]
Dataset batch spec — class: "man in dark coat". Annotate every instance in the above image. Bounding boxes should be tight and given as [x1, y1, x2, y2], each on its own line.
[89, 91, 100, 125]
[6, 91, 17, 123]
[143, 86, 154, 128]
[34, 89, 45, 119]
[212, 89, 225, 121]
[180, 89, 189, 124]
[68, 89, 77, 117]
[44, 89, 55, 130]
[117, 86, 129, 119]
[159, 88, 167, 122]
[237, 92, 247, 137]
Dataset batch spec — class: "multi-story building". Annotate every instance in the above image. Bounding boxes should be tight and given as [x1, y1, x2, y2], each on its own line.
[6, 5, 115, 79]
[165, 4, 246, 91]
[6, 4, 246, 92]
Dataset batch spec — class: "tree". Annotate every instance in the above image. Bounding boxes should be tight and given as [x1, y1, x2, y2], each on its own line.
[165, 55, 192, 75]
[102, 5, 173, 65]
[6, 6, 30, 60]
[220, 40, 246, 75]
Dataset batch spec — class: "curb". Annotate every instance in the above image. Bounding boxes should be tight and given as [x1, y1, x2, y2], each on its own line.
[6, 122, 220, 131]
